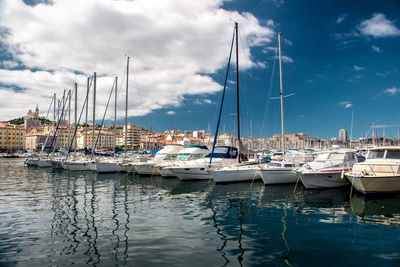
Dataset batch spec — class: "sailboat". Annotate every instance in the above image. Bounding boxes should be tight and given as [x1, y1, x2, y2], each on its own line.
[209, 22, 262, 184]
[258, 32, 314, 185]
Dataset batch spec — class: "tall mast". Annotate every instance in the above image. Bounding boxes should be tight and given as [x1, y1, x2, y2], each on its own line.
[372, 122, 375, 146]
[53, 93, 56, 128]
[114, 76, 118, 150]
[85, 77, 89, 150]
[278, 32, 285, 153]
[93, 72, 96, 156]
[125, 56, 130, 152]
[235, 22, 241, 164]
[74, 83, 77, 151]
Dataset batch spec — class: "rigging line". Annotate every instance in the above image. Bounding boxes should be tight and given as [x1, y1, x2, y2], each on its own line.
[260, 41, 278, 138]
[91, 78, 117, 159]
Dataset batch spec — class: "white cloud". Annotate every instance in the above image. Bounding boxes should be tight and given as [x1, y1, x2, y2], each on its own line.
[1, 60, 19, 69]
[353, 65, 364, 71]
[340, 101, 353, 108]
[203, 99, 213, 104]
[383, 87, 400, 96]
[282, 55, 294, 63]
[0, 0, 275, 121]
[376, 70, 390, 77]
[358, 13, 400, 38]
[371, 45, 383, 53]
[166, 111, 176, 115]
[336, 14, 347, 24]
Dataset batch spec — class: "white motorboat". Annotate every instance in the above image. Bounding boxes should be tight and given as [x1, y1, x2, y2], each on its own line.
[209, 160, 261, 183]
[61, 157, 94, 171]
[259, 151, 314, 185]
[158, 145, 210, 177]
[169, 146, 238, 181]
[135, 145, 183, 176]
[296, 149, 359, 189]
[25, 157, 40, 167]
[36, 157, 53, 168]
[93, 157, 126, 173]
[345, 146, 400, 194]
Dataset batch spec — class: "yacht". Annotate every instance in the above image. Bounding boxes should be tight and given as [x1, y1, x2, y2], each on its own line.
[209, 159, 261, 183]
[168, 146, 238, 181]
[296, 149, 359, 189]
[135, 145, 183, 175]
[259, 150, 314, 185]
[158, 145, 210, 177]
[345, 146, 400, 194]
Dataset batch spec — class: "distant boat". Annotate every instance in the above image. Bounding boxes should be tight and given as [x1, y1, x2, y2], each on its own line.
[296, 149, 359, 189]
[345, 146, 400, 194]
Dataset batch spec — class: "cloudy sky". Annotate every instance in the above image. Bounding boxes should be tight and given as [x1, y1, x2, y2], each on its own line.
[0, 0, 399, 140]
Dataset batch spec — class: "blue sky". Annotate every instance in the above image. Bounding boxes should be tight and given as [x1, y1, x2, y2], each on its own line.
[0, 0, 399, 140]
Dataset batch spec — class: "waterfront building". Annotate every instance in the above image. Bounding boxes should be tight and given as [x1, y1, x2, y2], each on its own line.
[123, 123, 141, 149]
[339, 129, 348, 145]
[0, 122, 25, 153]
[76, 129, 114, 151]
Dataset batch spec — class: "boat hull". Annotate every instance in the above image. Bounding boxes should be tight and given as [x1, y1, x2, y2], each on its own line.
[135, 164, 160, 175]
[170, 167, 211, 181]
[37, 160, 52, 168]
[298, 172, 349, 189]
[95, 162, 125, 173]
[210, 167, 260, 183]
[346, 174, 400, 194]
[259, 168, 298, 184]
[26, 159, 39, 167]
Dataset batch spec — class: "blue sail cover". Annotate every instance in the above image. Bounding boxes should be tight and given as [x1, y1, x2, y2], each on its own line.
[205, 146, 238, 159]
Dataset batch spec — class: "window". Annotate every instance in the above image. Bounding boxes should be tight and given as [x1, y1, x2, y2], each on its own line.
[315, 152, 329, 161]
[368, 150, 385, 159]
[386, 150, 400, 159]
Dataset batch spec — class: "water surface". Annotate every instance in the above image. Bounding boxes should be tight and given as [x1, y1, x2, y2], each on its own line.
[0, 158, 399, 266]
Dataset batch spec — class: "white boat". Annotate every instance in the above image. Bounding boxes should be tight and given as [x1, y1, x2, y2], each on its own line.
[135, 145, 183, 175]
[209, 161, 261, 183]
[345, 146, 400, 194]
[158, 145, 210, 177]
[296, 149, 359, 189]
[259, 151, 314, 185]
[169, 146, 239, 181]
[25, 157, 40, 167]
[61, 157, 94, 171]
[93, 157, 126, 173]
[36, 158, 53, 168]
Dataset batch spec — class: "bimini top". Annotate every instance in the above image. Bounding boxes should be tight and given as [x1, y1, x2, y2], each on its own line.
[205, 146, 238, 159]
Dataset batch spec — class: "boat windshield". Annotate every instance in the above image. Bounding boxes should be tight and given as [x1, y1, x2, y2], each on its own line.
[315, 152, 329, 161]
[386, 150, 400, 159]
[315, 152, 345, 161]
[328, 152, 345, 161]
[163, 154, 178, 160]
[368, 150, 385, 159]
[176, 153, 205, 161]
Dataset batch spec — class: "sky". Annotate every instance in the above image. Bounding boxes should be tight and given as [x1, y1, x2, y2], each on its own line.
[0, 0, 399, 140]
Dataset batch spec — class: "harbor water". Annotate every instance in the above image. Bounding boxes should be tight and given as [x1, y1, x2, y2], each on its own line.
[0, 158, 399, 266]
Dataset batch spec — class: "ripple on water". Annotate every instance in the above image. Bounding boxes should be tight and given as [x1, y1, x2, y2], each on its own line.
[0, 159, 400, 266]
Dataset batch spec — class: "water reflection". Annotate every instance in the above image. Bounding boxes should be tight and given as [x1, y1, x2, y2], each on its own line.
[348, 194, 400, 226]
[1, 159, 400, 266]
